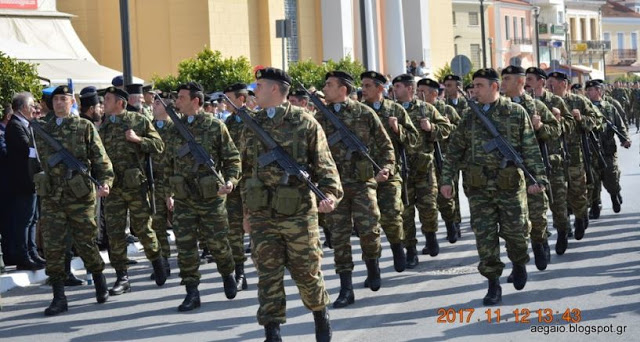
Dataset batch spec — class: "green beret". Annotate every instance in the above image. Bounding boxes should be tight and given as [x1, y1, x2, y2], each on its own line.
[392, 73, 414, 84]
[472, 68, 500, 81]
[360, 70, 387, 85]
[501, 65, 525, 76]
[256, 67, 292, 85]
[417, 78, 440, 89]
[325, 70, 354, 86]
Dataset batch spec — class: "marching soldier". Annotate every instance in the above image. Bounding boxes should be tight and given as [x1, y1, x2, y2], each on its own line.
[440, 68, 547, 306]
[318, 70, 395, 308]
[33, 85, 114, 315]
[99, 87, 166, 295]
[164, 81, 239, 311]
[361, 70, 419, 274]
[443, 74, 470, 117]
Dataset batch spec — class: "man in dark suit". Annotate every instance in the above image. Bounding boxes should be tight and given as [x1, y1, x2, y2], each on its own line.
[5, 92, 45, 270]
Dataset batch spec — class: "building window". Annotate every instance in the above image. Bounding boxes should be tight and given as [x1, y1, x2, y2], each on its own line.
[557, 11, 564, 24]
[284, 0, 299, 63]
[604, 32, 611, 42]
[469, 12, 479, 26]
[453, 11, 456, 25]
[632, 32, 638, 50]
[513, 17, 518, 39]
[521, 18, 526, 39]
[618, 32, 625, 49]
[470, 44, 481, 67]
[505, 16, 510, 40]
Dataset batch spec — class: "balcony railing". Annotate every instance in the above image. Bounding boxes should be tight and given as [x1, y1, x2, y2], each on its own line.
[510, 38, 533, 45]
[608, 49, 637, 65]
[570, 40, 611, 52]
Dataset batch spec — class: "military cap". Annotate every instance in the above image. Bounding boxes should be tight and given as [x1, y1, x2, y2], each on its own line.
[125, 83, 144, 95]
[442, 74, 461, 83]
[80, 90, 99, 107]
[223, 83, 248, 94]
[571, 83, 582, 90]
[51, 85, 73, 96]
[417, 78, 440, 89]
[464, 84, 474, 91]
[111, 75, 124, 87]
[360, 70, 387, 85]
[105, 86, 129, 101]
[585, 80, 603, 89]
[592, 79, 605, 84]
[547, 71, 568, 81]
[177, 81, 204, 93]
[80, 86, 97, 96]
[472, 68, 500, 81]
[501, 65, 526, 76]
[288, 89, 309, 99]
[325, 70, 354, 86]
[392, 73, 415, 84]
[256, 67, 292, 85]
[525, 67, 548, 79]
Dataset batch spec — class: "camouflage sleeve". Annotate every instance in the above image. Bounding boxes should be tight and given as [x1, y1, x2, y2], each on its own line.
[87, 123, 115, 188]
[441, 110, 469, 187]
[611, 105, 630, 143]
[446, 106, 462, 127]
[369, 109, 396, 172]
[579, 97, 601, 133]
[140, 117, 165, 154]
[427, 106, 453, 142]
[217, 122, 242, 186]
[308, 116, 344, 204]
[518, 106, 547, 186]
[162, 128, 175, 197]
[534, 99, 560, 142]
[393, 104, 419, 150]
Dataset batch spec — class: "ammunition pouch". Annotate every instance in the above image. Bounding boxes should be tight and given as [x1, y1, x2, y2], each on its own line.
[271, 185, 302, 216]
[355, 159, 374, 182]
[33, 171, 51, 197]
[466, 164, 487, 188]
[198, 175, 219, 199]
[244, 178, 269, 211]
[496, 166, 523, 190]
[68, 173, 92, 198]
[122, 168, 145, 190]
[169, 176, 189, 200]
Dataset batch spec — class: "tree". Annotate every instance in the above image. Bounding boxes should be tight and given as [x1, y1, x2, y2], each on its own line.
[0, 52, 41, 109]
[151, 48, 253, 92]
[433, 62, 474, 86]
[287, 55, 366, 90]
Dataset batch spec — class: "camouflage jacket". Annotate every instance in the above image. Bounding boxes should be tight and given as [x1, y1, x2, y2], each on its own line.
[35, 115, 114, 199]
[151, 118, 174, 199]
[611, 88, 630, 112]
[432, 99, 461, 155]
[241, 102, 343, 211]
[316, 98, 395, 184]
[560, 93, 602, 165]
[99, 110, 164, 190]
[403, 99, 452, 154]
[363, 98, 419, 177]
[591, 100, 630, 156]
[446, 96, 469, 119]
[442, 96, 547, 189]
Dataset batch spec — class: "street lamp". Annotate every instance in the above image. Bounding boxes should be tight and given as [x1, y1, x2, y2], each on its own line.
[534, 6, 541, 67]
[488, 37, 493, 68]
[480, 0, 487, 68]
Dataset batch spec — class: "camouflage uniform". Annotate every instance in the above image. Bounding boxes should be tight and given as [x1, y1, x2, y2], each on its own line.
[433, 99, 462, 226]
[151, 118, 174, 259]
[441, 96, 547, 280]
[446, 96, 469, 119]
[241, 103, 343, 325]
[316, 98, 395, 274]
[631, 88, 640, 132]
[163, 109, 240, 286]
[363, 98, 419, 245]
[99, 110, 163, 271]
[34, 116, 114, 283]
[610, 88, 630, 124]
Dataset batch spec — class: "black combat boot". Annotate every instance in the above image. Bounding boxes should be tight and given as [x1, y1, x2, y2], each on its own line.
[422, 232, 440, 256]
[445, 222, 458, 244]
[164, 256, 171, 277]
[364, 259, 381, 291]
[109, 270, 131, 295]
[332, 272, 354, 308]
[482, 278, 502, 306]
[223, 273, 238, 299]
[313, 307, 332, 342]
[543, 241, 551, 263]
[611, 193, 621, 213]
[589, 201, 601, 219]
[44, 282, 68, 316]
[178, 284, 201, 311]
[92, 272, 109, 304]
[532, 242, 548, 271]
[264, 322, 282, 342]
[390, 243, 406, 272]
[556, 230, 568, 255]
[235, 263, 248, 291]
[406, 246, 419, 269]
[456, 222, 462, 238]
[566, 220, 574, 238]
[574, 217, 586, 240]
[64, 256, 84, 286]
[151, 257, 167, 286]
[512, 264, 527, 290]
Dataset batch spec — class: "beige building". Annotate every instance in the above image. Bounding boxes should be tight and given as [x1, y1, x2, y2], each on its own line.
[602, 0, 640, 79]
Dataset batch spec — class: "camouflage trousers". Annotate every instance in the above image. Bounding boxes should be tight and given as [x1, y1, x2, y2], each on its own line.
[250, 208, 329, 325]
[325, 181, 382, 274]
[467, 186, 530, 280]
[567, 163, 589, 218]
[402, 165, 438, 248]
[41, 191, 105, 283]
[151, 185, 171, 258]
[105, 188, 160, 271]
[226, 189, 247, 264]
[591, 153, 621, 203]
[527, 188, 549, 244]
[376, 178, 404, 244]
[548, 162, 568, 232]
[173, 196, 234, 286]
[437, 170, 461, 224]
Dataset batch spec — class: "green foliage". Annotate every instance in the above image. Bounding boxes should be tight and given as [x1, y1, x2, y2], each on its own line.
[433, 62, 473, 86]
[288, 55, 366, 90]
[614, 74, 640, 83]
[0, 52, 41, 109]
[151, 48, 253, 92]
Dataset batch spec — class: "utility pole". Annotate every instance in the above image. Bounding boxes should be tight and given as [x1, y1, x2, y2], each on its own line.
[119, 0, 132, 86]
[534, 7, 541, 67]
[480, 0, 487, 68]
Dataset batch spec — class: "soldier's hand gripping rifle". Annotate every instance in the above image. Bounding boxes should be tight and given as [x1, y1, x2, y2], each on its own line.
[457, 87, 541, 186]
[602, 115, 628, 144]
[155, 95, 226, 185]
[30, 120, 101, 187]
[221, 94, 328, 201]
[588, 131, 608, 169]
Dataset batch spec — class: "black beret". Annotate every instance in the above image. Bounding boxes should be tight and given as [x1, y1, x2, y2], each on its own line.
[585, 80, 603, 89]
[501, 65, 525, 76]
[80, 91, 99, 107]
[472, 68, 500, 81]
[223, 83, 248, 94]
[111, 75, 124, 87]
[80, 86, 97, 96]
[417, 78, 440, 89]
[325, 70, 354, 86]
[525, 67, 547, 79]
[288, 89, 309, 99]
[592, 79, 605, 84]
[51, 85, 73, 96]
[443, 74, 461, 82]
[247, 89, 255, 97]
[105, 86, 129, 101]
[392, 73, 414, 84]
[177, 81, 204, 93]
[571, 83, 582, 90]
[547, 71, 568, 81]
[256, 67, 292, 85]
[125, 83, 144, 95]
[360, 70, 387, 84]
[464, 84, 474, 91]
